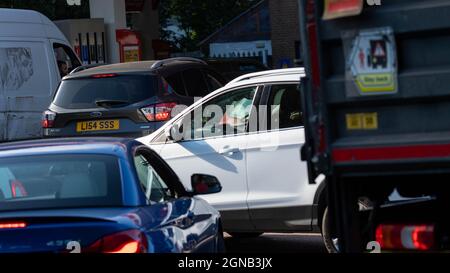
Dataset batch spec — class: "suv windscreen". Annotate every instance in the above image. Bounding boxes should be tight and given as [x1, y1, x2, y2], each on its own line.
[53, 75, 157, 109]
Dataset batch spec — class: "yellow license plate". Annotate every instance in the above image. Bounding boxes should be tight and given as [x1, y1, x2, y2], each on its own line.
[76, 120, 120, 132]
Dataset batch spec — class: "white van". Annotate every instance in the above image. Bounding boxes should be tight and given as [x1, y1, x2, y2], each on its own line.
[0, 8, 81, 141]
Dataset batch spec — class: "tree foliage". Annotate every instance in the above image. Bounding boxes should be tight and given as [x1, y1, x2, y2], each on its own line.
[0, 0, 89, 20]
[160, 0, 259, 52]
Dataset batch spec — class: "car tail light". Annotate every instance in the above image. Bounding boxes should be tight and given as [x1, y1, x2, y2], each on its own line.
[42, 110, 57, 128]
[84, 230, 148, 254]
[376, 224, 435, 251]
[0, 221, 27, 229]
[91, 73, 117, 78]
[140, 106, 155, 122]
[141, 102, 177, 122]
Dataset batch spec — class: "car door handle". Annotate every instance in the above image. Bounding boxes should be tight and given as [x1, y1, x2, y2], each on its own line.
[218, 147, 240, 156]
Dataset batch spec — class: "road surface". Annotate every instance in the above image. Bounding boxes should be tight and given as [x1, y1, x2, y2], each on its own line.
[224, 233, 327, 253]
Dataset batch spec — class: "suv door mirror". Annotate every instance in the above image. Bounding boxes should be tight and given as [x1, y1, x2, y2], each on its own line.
[165, 121, 186, 143]
[165, 124, 181, 142]
[191, 174, 222, 195]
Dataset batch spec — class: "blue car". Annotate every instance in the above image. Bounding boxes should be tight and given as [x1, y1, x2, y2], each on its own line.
[0, 138, 224, 253]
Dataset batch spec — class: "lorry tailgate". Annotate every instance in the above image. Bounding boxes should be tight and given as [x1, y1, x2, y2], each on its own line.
[299, 0, 450, 168]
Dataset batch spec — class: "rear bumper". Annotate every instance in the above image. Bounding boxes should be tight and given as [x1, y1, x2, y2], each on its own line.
[43, 121, 166, 138]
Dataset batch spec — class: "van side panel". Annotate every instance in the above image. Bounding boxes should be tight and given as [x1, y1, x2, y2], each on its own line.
[0, 9, 77, 141]
[0, 39, 54, 140]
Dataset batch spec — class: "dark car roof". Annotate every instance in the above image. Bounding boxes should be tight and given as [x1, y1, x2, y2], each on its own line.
[207, 58, 268, 67]
[0, 138, 142, 159]
[64, 61, 158, 79]
[64, 59, 210, 80]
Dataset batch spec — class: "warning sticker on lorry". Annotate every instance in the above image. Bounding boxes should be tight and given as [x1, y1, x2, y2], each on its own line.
[343, 27, 398, 97]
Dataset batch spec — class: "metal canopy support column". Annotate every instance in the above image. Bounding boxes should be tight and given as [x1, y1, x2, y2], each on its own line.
[89, 0, 126, 64]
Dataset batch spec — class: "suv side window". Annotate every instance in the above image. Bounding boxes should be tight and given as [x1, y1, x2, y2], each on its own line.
[164, 72, 187, 96]
[183, 86, 258, 140]
[267, 84, 303, 130]
[134, 153, 174, 204]
[182, 68, 209, 97]
[53, 43, 81, 78]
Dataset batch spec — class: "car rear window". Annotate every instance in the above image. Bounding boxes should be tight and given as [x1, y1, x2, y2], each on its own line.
[53, 75, 157, 109]
[0, 154, 122, 212]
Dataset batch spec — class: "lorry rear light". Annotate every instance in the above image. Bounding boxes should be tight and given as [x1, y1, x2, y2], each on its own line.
[376, 224, 435, 251]
[333, 143, 450, 163]
[141, 102, 177, 122]
[84, 229, 148, 254]
[42, 110, 56, 128]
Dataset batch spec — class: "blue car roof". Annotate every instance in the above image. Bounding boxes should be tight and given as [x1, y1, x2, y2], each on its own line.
[0, 138, 142, 159]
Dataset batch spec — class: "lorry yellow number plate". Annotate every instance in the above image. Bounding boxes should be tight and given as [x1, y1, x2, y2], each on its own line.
[77, 120, 120, 132]
[346, 113, 378, 130]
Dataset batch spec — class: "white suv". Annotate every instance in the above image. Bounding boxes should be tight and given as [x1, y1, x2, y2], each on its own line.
[138, 68, 334, 251]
